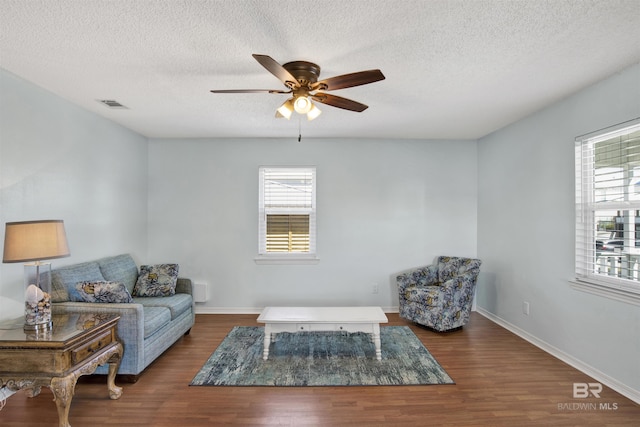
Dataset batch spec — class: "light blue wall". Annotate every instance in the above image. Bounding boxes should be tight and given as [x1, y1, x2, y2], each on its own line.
[2, 60, 638, 401]
[146, 137, 478, 311]
[477, 63, 640, 396]
[0, 69, 149, 320]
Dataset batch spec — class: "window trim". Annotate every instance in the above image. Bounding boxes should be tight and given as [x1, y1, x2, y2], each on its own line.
[574, 118, 640, 305]
[255, 166, 318, 265]
[569, 278, 640, 306]
[254, 253, 319, 265]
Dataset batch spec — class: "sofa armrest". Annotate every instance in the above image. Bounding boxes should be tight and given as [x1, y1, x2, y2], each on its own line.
[440, 271, 480, 294]
[175, 277, 196, 325]
[52, 301, 146, 373]
[52, 302, 145, 345]
[52, 301, 143, 316]
[396, 264, 439, 292]
[176, 277, 193, 295]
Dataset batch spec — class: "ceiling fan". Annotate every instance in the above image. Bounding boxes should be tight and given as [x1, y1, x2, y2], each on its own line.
[211, 54, 385, 121]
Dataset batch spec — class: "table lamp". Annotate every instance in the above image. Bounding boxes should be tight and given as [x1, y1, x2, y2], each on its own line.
[2, 220, 70, 330]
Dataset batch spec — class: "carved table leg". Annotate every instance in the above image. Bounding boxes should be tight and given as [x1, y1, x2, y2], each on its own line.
[107, 343, 123, 399]
[50, 375, 77, 427]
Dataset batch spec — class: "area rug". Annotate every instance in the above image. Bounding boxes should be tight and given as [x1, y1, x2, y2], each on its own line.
[190, 326, 454, 386]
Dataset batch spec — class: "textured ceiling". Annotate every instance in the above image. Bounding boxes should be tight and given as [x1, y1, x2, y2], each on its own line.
[1, 0, 639, 140]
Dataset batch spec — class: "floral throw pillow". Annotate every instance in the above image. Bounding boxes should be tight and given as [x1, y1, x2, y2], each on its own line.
[133, 264, 179, 297]
[72, 281, 133, 303]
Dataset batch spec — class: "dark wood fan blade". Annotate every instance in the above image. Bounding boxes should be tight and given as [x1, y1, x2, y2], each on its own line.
[252, 54, 300, 88]
[312, 69, 385, 91]
[311, 93, 368, 112]
[210, 89, 290, 94]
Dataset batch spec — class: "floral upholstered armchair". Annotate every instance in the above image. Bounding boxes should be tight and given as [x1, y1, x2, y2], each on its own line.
[397, 256, 482, 332]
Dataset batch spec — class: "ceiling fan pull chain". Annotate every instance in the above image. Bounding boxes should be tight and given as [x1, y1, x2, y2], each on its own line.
[298, 117, 302, 142]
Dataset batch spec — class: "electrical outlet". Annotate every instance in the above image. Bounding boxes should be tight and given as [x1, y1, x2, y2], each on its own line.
[372, 284, 379, 294]
[523, 301, 530, 316]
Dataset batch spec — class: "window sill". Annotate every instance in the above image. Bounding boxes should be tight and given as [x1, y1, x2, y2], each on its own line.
[569, 278, 640, 306]
[254, 255, 320, 265]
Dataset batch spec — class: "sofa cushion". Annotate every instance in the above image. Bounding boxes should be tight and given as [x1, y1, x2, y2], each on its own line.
[71, 281, 133, 303]
[142, 306, 172, 339]
[51, 261, 105, 302]
[134, 293, 192, 320]
[97, 254, 139, 294]
[133, 264, 179, 297]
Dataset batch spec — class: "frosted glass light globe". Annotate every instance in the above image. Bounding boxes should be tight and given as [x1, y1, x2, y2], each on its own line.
[294, 96, 312, 114]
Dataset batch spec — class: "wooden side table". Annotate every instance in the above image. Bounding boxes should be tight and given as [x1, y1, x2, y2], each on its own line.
[0, 313, 123, 427]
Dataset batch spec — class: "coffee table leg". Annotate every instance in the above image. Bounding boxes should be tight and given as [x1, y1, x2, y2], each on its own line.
[263, 324, 271, 360]
[373, 324, 382, 360]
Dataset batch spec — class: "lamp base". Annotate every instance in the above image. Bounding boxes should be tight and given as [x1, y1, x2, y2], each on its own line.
[23, 263, 53, 332]
[24, 320, 53, 331]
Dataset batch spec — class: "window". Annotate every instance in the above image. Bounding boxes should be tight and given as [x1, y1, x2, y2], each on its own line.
[257, 167, 317, 264]
[574, 118, 640, 304]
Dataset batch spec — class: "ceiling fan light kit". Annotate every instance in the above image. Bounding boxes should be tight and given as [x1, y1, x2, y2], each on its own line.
[211, 54, 385, 122]
[276, 99, 294, 119]
[306, 103, 322, 121]
[293, 96, 312, 114]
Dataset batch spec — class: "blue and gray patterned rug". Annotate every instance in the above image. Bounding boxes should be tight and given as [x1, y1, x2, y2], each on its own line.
[190, 326, 454, 386]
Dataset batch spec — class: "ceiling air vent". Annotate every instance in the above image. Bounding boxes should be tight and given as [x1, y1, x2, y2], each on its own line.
[98, 99, 128, 109]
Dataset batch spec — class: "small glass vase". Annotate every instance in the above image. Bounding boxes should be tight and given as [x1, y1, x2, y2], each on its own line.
[24, 262, 53, 331]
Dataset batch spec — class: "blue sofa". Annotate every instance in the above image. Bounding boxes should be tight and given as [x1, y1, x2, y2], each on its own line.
[397, 256, 482, 331]
[50, 254, 195, 379]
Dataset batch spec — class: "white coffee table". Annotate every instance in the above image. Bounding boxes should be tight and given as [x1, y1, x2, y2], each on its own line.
[256, 306, 388, 361]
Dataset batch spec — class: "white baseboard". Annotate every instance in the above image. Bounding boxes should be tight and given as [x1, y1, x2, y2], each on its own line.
[476, 307, 640, 405]
[195, 306, 262, 314]
[195, 306, 400, 315]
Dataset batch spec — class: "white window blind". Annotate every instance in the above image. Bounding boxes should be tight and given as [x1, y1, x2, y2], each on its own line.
[575, 118, 640, 303]
[258, 167, 316, 257]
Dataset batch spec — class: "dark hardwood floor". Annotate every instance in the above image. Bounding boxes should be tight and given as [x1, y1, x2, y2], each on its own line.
[1, 312, 638, 426]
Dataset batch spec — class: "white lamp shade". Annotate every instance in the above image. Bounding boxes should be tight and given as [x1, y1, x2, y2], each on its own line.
[3, 220, 70, 263]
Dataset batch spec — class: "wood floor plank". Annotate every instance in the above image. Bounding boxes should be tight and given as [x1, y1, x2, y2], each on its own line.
[1, 313, 638, 426]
